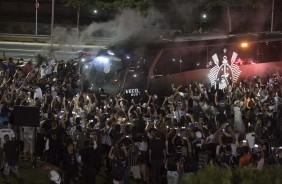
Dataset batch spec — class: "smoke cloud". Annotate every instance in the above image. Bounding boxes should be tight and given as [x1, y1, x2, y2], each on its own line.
[79, 9, 170, 44]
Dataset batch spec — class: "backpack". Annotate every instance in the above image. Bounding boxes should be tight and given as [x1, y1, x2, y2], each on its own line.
[220, 152, 235, 167]
[111, 158, 127, 181]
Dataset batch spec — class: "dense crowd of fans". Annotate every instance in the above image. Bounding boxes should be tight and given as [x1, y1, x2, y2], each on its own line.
[0, 56, 282, 184]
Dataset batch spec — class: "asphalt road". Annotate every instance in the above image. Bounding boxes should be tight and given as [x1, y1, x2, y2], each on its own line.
[0, 41, 104, 61]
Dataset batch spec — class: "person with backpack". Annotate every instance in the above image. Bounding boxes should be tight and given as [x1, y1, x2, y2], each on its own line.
[109, 145, 127, 184]
[219, 145, 235, 167]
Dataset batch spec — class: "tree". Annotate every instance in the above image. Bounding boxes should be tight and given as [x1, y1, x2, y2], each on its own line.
[206, 0, 261, 33]
[95, 0, 152, 15]
[65, 0, 93, 34]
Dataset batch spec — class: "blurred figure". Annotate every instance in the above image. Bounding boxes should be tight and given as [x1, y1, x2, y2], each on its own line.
[3, 134, 23, 184]
[165, 151, 180, 184]
[79, 140, 99, 184]
[7, 57, 15, 78]
[0, 121, 15, 167]
[41, 163, 62, 184]
[62, 142, 78, 184]
[149, 131, 166, 184]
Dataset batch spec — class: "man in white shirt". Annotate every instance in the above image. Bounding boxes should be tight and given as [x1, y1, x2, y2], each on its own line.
[246, 126, 256, 151]
[173, 105, 184, 123]
[33, 84, 43, 100]
[0, 121, 15, 166]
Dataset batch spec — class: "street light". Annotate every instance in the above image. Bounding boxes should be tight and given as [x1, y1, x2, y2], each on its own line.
[271, 0, 275, 32]
[93, 9, 98, 14]
[51, 0, 55, 47]
[35, 0, 39, 35]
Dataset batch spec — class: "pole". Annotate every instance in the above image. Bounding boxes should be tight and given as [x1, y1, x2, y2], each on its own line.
[271, 0, 274, 32]
[33, 127, 37, 168]
[76, 6, 80, 37]
[35, 0, 38, 35]
[51, 0, 55, 47]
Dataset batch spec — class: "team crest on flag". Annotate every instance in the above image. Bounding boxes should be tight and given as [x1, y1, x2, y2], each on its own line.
[207, 48, 241, 90]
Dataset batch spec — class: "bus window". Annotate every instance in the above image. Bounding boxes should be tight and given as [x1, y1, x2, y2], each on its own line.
[181, 46, 207, 71]
[257, 41, 282, 63]
[153, 49, 180, 76]
[236, 42, 257, 65]
[207, 43, 257, 66]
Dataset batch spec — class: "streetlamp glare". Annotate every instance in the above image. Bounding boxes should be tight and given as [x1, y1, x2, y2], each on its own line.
[93, 9, 98, 14]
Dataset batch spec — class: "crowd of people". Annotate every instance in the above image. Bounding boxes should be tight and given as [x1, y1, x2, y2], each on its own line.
[0, 56, 281, 184]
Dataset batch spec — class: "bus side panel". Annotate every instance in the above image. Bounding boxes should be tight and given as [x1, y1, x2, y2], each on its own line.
[237, 61, 282, 78]
[147, 50, 174, 96]
[148, 61, 282, 93]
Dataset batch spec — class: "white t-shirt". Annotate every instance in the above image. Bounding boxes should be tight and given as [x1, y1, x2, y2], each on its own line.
[173, 110, 184, 122]
[246, 133, 255, 149]
[23, 127, 35, 141]
[49, 170, 61, 184]
[0, 128, 15, 148]
[51, 86, 57, 97]
[34, 87, 43, 100]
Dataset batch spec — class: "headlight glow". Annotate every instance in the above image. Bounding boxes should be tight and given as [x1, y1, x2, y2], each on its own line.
[95, 56, 109, 64]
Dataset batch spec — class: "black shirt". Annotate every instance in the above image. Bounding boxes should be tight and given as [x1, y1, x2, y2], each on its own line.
[79, 147, 98, 169]
[62, 151, 77, 171]
[47, 127, 65, 148]
[3, 141, 18, 161]
[149, 138, 166, 161]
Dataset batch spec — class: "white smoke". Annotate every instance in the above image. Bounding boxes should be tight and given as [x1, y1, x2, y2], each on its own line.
[79, 9, 167, 44]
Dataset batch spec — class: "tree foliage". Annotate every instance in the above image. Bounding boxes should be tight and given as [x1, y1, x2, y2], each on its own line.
[64, 0, 93, 9]
[205, 0, 262, 32]
[95, 0, 152, 14]
[206, 0, 261, 10]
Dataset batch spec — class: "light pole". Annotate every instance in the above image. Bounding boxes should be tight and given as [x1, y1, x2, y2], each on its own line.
[271, 0, 274, 32]
[51, 0, 55, 47]
[35, 0, 39, 35]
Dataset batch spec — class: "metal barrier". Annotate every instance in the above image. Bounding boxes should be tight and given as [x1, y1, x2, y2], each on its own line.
[0, 33, 113, 46]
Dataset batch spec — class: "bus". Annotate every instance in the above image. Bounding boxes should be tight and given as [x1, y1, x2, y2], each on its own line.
[81, 32, 282, 96]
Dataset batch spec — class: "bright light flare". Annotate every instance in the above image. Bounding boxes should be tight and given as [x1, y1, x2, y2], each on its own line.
[241, 42, 248, 48]
[95, 56, 109, 64]
[107, 50, 115, 56]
